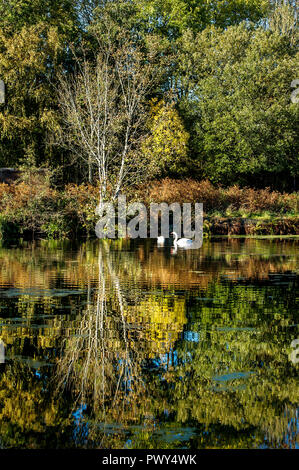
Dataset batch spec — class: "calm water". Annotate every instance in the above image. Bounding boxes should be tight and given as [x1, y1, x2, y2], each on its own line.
[0, 238, 298, 449]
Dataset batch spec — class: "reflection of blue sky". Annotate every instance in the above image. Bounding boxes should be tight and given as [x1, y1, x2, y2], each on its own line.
[213, 371, 255, 382]
[151, 332, 199, 370]
[153, 349, 178, 369]
[116, 358, 135, 392]
[73, 404, 88, 444]
[283, 409, 299, 449]
[184, 330, 199, 342]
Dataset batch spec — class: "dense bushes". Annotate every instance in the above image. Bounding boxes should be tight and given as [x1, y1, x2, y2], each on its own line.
[0, 178, 297, 240]
[141, 179, 299, 216]
[0, 180, 98, 239]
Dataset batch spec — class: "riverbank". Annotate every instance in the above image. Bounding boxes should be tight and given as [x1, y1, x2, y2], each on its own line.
[0, 176, 298, 240]
[205, 216, 299, 236]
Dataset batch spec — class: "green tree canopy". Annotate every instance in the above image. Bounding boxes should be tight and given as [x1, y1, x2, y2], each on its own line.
[177, 23, 299, 186]
[0, 0, 78, 168]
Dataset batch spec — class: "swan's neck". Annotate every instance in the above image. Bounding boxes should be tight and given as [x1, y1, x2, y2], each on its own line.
[173, 232, 178, 243]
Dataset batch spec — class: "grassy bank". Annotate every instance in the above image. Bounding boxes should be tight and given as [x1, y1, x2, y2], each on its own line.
[0, 176, 298, 241]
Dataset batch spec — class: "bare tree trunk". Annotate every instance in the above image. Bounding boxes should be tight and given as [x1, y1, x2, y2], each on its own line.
[88, 158, 92, 183]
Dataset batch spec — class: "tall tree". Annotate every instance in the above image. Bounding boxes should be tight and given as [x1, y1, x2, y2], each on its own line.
[134, 0, 270, 37]
[176, 23, 299, 187]
[58, 21, 166, 203]
[141, 99, 190, 177]
[0, 0, 78, 168]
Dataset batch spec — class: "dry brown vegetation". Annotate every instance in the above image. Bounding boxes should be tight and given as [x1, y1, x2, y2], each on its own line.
[138, 178, 299, 215]
[0, 178, 298, 240]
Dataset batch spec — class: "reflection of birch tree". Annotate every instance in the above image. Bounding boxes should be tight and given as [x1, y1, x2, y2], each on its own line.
[56, 244, 145, 426]
[0, 80, 4, 104]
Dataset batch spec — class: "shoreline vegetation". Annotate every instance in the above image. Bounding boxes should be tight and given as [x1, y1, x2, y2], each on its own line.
[0, 2, 298, 242]
[0, 173, 297, 241]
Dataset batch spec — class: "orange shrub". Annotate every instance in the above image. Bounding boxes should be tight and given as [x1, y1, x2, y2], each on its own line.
[143, 178, 223, 212]
[0, 181, 57, 213]
[134, 179, 299, 215]
[242, 188, 281, 213]
[224, 185, 244, 211]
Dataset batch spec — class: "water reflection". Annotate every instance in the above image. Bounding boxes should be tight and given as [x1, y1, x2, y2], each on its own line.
[0, 238, 298, 448]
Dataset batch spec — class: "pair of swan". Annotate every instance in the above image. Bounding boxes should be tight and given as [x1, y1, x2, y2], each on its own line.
[157, 232, 193, 248]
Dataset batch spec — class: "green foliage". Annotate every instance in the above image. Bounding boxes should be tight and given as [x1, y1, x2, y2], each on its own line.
[135, 0, 269, 37]
[0, 0, 297, 189]
[0, 214, 20, 240]
[142, 99, 190, 176]
[0, 0, 77, 33]
[0, 0, 78, 168]
[177, 23, 299, 186]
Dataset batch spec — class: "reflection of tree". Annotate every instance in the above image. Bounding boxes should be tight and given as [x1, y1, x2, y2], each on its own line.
[0, 362, 72, 448]
[0, 238, 298, 448]
[56, 243, 189, 447]
[146, 278, 299, 449]
[56, 245, 148, 445]
[0, 238, 297, 291]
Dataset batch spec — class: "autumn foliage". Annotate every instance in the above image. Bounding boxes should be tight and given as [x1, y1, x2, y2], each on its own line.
[0, 177, 297, 240]
[139, 178, 299, 215]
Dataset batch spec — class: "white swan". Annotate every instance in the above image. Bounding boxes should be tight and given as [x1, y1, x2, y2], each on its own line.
[157, 236, 165, 246]
[171, 231, 193, 248]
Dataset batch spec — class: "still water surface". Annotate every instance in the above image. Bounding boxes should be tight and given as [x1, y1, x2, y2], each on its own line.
[0, 238, 298, 448]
